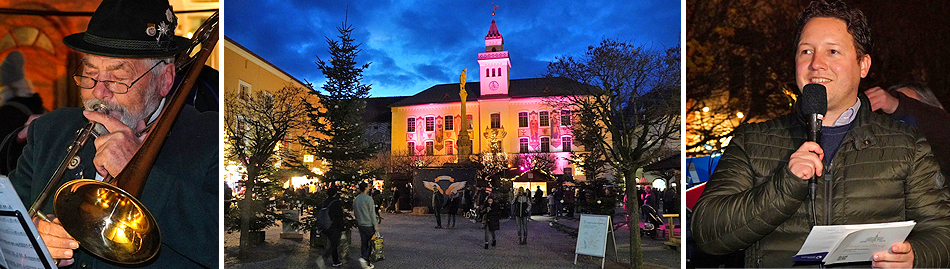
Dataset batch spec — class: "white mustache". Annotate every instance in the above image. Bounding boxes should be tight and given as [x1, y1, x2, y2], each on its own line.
[83, 98, 137, 133]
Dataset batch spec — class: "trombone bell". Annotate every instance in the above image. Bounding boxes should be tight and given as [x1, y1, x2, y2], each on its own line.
[54, 180, 161, 264]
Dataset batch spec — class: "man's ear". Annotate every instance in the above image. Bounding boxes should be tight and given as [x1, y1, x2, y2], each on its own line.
[859, 54, 871, 78]
[158, 61, 176, 97]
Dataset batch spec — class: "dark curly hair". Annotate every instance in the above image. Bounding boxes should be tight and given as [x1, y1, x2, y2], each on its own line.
[796, 0, 872, 58]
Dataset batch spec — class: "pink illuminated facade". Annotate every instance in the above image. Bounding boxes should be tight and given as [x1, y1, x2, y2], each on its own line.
[389, 17, 595, 180]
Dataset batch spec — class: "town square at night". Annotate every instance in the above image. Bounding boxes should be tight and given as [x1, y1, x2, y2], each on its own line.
[223, 0, 680, 268]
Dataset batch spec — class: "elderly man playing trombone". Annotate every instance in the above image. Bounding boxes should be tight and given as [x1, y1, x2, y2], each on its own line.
[8, 0, 217, 267]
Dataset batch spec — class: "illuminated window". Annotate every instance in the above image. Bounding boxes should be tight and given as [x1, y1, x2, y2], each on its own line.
[426, 116, 434, 131]
[407, 118, 416, 132]
[561, 110, 571, 126]
[408, 142, 415, 156]
[445, 115, 454, 130]
[540, 137, 550, 153]
[446, 141, 454, 155]
[426, 141, 434, 156]
[518, 112, 528, 127]
[490, 113, 501, 129]
[238, 81, 251, 100]
[539, 111, 549, 127]
[519, 138, 529, 153]
[562, 136, 572, 152]
[467, 114, 473, 130]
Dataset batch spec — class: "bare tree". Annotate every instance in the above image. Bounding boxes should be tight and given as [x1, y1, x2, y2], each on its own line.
[546, 39, 680, 268]
[224, 86, 312, 257]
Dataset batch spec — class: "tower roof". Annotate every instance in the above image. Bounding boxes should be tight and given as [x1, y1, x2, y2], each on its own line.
[485, 19, 502, 40]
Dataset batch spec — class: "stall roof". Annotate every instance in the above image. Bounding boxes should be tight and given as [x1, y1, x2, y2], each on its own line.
[510, 169, 555, 182]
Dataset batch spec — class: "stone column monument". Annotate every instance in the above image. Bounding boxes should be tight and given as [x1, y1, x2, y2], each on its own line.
[457, 68, 473, 163]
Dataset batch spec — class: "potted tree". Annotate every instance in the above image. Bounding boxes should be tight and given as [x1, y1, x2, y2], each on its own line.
[225, 177, 285, 245]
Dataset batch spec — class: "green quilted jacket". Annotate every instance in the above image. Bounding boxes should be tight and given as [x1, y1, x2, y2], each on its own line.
[691, 94, 950, 268]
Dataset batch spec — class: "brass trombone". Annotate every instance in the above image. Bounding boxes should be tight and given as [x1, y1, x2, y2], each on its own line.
[27, 11, 218, 264]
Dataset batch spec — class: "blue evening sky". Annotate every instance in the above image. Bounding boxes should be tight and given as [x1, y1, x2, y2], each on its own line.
[224, 1, 681, 97]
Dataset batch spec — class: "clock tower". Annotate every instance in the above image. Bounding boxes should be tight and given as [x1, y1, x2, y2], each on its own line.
[478, 12, 511, 96]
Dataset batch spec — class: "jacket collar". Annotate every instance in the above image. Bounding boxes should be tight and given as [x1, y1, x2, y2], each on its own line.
[791, 92, 877, 151]
[847, 92, 877, 151]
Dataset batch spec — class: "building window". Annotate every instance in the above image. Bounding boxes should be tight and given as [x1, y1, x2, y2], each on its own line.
[540, 111, 549, 127]
[425, 116, 434, 131]
[540, 137, 550, 153]
[518, 112, 528, 127]
[519, 138, 529, 153]
[446, 141, 454, 155]
[426, 141, 434, 156]
[408, 142, 415, 156]
[238, 81, 252, 100]
[562, 136, 572, 152]
[490, 113, 501, 129]
[497, 68, 502, 77]
[561, 110, 571, 126]
[407, 118, 416, 132]
[467, 114, 473, 130]
[563, 167, 573, 176]
[445, 115, 454, 130]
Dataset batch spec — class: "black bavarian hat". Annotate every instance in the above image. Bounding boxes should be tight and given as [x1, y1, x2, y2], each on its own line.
[63, 0, 191, 58]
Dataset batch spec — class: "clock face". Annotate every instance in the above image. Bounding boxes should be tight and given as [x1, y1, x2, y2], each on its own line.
[489, 81, 499, 91]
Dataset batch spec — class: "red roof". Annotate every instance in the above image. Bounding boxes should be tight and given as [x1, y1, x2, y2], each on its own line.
[486, 19, 502, 39]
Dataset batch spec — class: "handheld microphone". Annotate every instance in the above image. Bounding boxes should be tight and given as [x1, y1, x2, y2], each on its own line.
[801, 84, 827, 144]
[800, 84, 826, 223]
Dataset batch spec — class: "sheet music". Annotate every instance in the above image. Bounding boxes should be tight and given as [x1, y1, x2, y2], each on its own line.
[0, 176, 55, 269]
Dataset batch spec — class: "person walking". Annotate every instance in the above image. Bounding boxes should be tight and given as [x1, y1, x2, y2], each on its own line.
[481, 195, 501, 249]
[446, 192, 459, 228]
[547, 189, 556, 218]
[354, 182, 378, 269]
[388, 186, 399, 213]
[513, 187, 531, 245]
[432, 189, 445, 229]
[323, 187, 345, 267]
[533, 186, 543, 215]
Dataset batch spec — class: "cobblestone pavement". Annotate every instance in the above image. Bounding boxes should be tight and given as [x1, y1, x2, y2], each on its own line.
[224, 211, 681, 269]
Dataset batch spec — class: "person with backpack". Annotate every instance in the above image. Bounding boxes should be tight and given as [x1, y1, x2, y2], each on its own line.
[0, 51, 45, 175]
[513, 187, 532, 245]
[321, 187, 345, 267]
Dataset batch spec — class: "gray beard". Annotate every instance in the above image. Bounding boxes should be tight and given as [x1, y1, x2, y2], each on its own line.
[83, 90, 162, 136]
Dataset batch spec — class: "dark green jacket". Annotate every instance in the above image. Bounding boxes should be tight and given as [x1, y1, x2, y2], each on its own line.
[10, 106, 218, 268]
[691, 94, 950, 268]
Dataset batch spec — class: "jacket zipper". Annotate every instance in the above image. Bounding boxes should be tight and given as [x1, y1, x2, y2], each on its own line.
[824, 162, 833, 225]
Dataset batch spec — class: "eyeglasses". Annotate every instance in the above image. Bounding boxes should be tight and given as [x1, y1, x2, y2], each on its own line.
[72, 60, 167, 94]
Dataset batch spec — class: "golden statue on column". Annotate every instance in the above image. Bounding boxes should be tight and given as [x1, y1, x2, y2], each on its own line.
[457, 68, 472, 163]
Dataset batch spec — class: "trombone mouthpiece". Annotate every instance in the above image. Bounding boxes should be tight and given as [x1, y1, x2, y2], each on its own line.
[88, 103, 110, 114]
